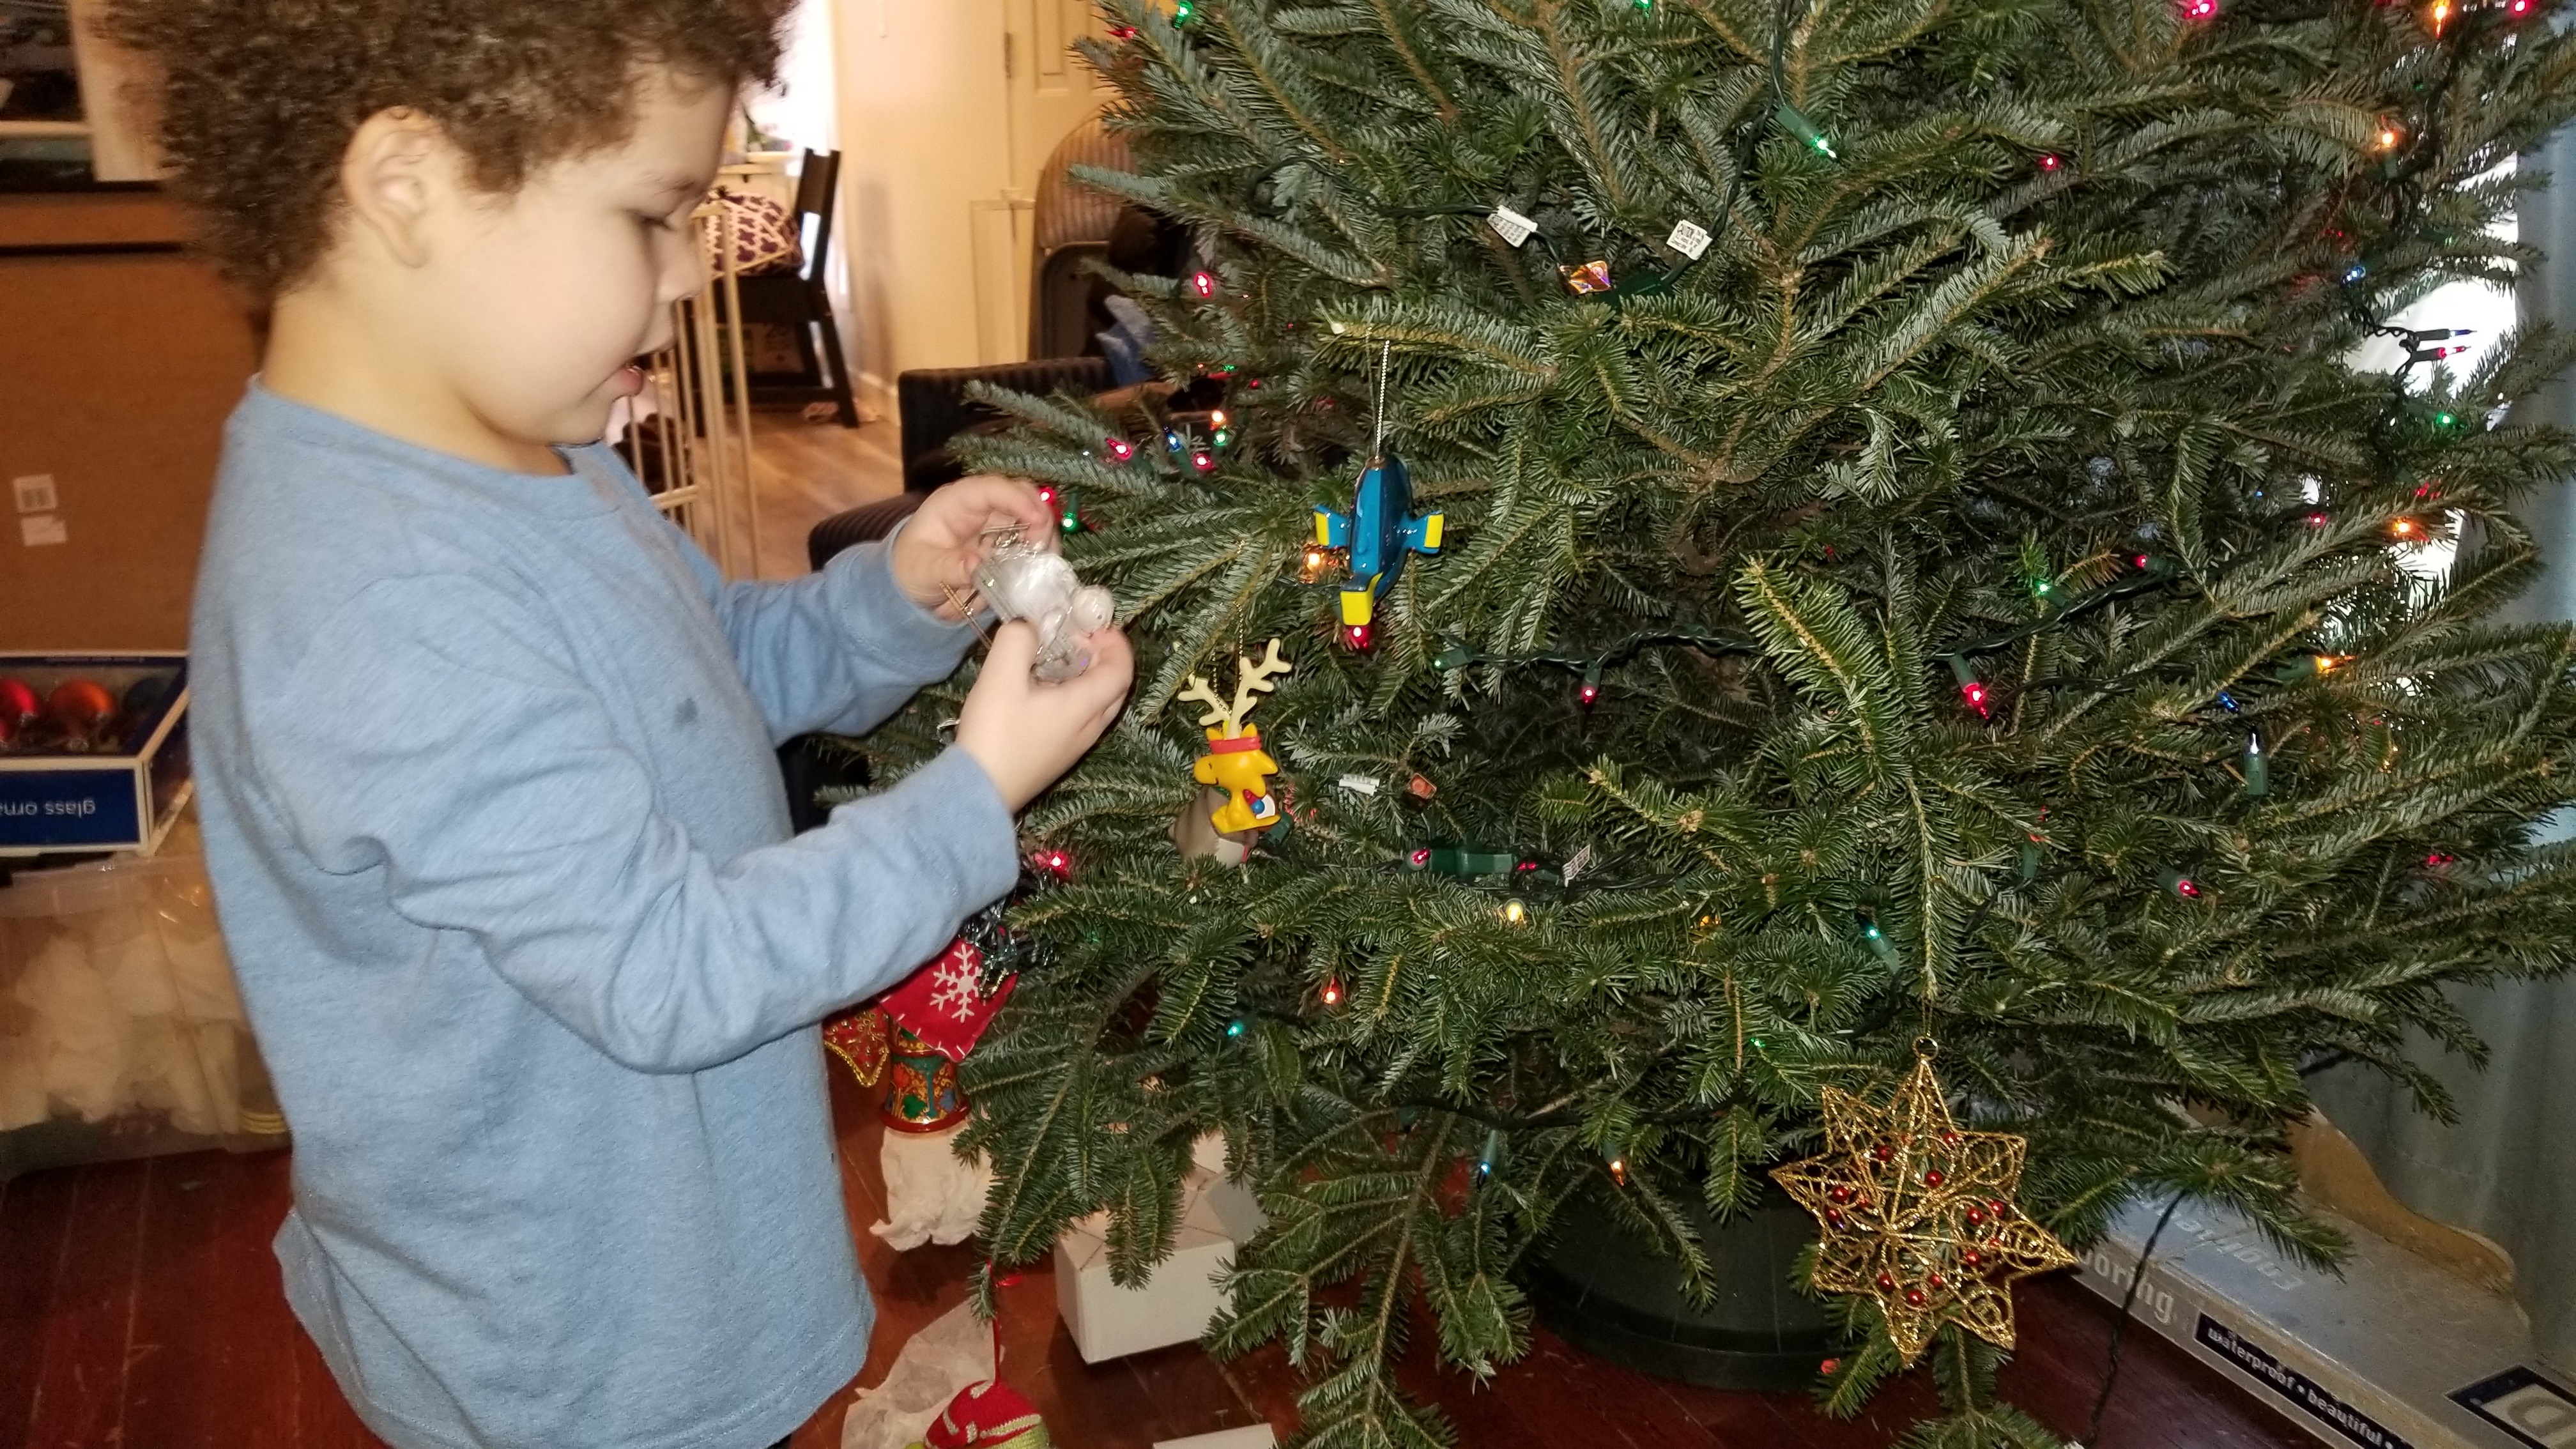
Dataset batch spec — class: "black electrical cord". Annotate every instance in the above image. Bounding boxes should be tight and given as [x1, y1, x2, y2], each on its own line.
[2082, 1190, 2188, 1447]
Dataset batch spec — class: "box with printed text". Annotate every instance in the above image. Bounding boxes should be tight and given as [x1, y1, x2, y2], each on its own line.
[0, 654, 192, 858]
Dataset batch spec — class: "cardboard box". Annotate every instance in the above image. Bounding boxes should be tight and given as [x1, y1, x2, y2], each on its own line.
[0, 654, 190, 857]
[1054, 1162, 1266, 1363]
[2076, 1197, 2575, 1449]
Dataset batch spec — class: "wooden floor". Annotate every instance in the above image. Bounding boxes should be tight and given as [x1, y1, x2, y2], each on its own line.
[0, 1052, 2319, 1449]
[745, 406, 905, 582]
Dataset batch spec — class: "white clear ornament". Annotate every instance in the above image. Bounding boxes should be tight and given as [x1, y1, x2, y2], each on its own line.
[972, 535, 1117, 682]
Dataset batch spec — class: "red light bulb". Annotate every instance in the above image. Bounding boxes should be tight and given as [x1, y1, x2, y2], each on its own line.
[1960, 680, 1990, 718]
[1103, 436, 1135, 463]
[1578, 681, 1600, 705]
[2426, 852, 2457, 868]
[2182, 0, 2216, 17]
[2175, 877, 2201, 899]
[1036, 849, 1072, 880]
[1409, 848, 1432, 867]
[1036, 485, 1057, 509]
[1321, 977, 1344, 1006]
[1110, 22, 1137, 38]
[2511, 0, 2531, 14]
[2038, 153, 2062, 172]
[1189, 271, 1218, 299]
[1342, 622, 1375, 651]
[1191, 450, 1217, 473]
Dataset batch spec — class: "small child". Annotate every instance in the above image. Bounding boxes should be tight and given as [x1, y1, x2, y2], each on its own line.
[107, 3, 1133, 1446]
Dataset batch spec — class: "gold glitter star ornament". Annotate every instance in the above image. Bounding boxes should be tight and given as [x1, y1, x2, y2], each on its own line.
[1770, 1052, 2078, 1363]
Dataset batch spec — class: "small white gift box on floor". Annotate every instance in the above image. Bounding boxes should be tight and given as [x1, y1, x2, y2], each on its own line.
[1054, 1138, 1266, 1363]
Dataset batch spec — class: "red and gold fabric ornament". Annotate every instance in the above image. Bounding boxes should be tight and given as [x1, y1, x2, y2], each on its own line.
[822, 932, 1022, 1131]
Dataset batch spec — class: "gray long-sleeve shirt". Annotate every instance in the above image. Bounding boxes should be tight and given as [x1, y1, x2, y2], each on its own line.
[188, 385, 1017, 1449]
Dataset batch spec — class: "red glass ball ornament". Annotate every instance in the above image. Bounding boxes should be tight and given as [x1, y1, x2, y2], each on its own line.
[1872, 1142, 1894, 1162]
[49, 678, 116, 727]
[1923, 1168, 1945, 1188]
[1828, 1184, 1853, 1205]
[1965, 1206, 1987, 1227]
[1988, 1199, 2009, 1216]
[1905, 1287, 1928, 1307]
[1927, 1272, 1947, 1290]
[1875, 1271, 1897, 1292]
[1825, 1209, 1846, 1229]
[0, 677, 36, 724]
[1962, 1248, 1984, 1268]
[1940, 1130, 1960, 1146]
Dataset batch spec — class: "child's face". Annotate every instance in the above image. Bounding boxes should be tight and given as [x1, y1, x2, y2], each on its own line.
[418, 71, 730, 448]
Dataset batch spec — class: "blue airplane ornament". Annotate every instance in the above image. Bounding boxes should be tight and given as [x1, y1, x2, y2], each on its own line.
[1312, 452, 1444, 627]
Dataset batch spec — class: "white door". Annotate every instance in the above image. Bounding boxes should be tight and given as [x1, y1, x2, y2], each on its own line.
[974, 0, 1110, 361]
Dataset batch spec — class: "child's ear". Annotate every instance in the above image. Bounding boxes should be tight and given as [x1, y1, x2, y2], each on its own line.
[339, 107, 448, 269]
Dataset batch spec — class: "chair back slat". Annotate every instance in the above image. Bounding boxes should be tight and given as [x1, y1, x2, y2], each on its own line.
[793, 149, 841, 282]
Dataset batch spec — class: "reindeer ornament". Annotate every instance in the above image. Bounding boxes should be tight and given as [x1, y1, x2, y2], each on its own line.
[1169, 641, 1292, 862]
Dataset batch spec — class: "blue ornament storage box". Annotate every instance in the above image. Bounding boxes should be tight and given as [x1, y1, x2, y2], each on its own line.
[0, 654, 192, 857]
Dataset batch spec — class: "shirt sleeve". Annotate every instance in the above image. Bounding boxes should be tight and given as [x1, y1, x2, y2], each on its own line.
[666, 513, 977, 741]
[247, 573, 1020, 1074]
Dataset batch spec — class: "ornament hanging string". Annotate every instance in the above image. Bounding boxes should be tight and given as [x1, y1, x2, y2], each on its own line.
[1372, 339, 1392, 465]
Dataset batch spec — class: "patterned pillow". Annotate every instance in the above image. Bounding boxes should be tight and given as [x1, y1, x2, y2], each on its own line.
[702, 186, 803, 277]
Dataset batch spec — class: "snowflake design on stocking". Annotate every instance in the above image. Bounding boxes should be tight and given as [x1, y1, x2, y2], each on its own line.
[928, 947, 984, 1021]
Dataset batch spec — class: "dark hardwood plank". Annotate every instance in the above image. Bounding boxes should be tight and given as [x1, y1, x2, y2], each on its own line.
[0, 1165, 80, 1445]
[23, 1154, 152, 1449]
[120, 1149, 347, 1448]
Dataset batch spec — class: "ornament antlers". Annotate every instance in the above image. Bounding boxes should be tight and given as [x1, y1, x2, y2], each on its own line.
[1177, 639, 1290, 739]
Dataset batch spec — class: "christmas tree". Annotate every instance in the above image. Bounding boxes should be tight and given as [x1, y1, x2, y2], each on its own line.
[868, 1, 2576, 1443]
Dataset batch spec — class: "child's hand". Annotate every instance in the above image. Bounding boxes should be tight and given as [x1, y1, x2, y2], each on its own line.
[893, 477, 1059, 620]
[956, 620, 1134, 812]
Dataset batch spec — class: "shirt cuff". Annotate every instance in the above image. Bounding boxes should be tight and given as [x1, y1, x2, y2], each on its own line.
[833, 529, 981, 681]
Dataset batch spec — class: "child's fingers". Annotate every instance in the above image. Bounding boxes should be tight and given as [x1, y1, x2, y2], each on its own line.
[947, 475, 1056, 549]
[983, 620, 1041, 680]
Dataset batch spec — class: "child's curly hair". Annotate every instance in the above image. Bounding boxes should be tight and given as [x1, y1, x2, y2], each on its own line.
[105, 0, 792, 302]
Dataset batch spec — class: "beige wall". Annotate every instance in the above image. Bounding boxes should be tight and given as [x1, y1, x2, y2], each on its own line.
[0, 193, 256, 651]
[830, 0, 1106, 406]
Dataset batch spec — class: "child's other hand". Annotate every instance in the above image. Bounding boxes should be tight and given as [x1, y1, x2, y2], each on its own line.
[956, 620, 1133, 812]
[893, 477, 1059, 620]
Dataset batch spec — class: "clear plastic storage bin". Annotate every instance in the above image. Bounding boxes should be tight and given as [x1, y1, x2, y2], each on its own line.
[0, 814, 284, 1177]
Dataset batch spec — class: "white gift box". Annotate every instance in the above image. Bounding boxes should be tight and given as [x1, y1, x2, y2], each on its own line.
[1154, 1428, 1278, 1449]
[1053, 1149, 1264, 1363]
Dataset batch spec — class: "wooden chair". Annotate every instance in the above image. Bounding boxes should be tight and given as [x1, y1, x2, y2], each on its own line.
[729, 149, 860, 427]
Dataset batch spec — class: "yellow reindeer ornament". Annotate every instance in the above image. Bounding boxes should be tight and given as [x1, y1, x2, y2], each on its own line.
[1177, 640, 1292, 840]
